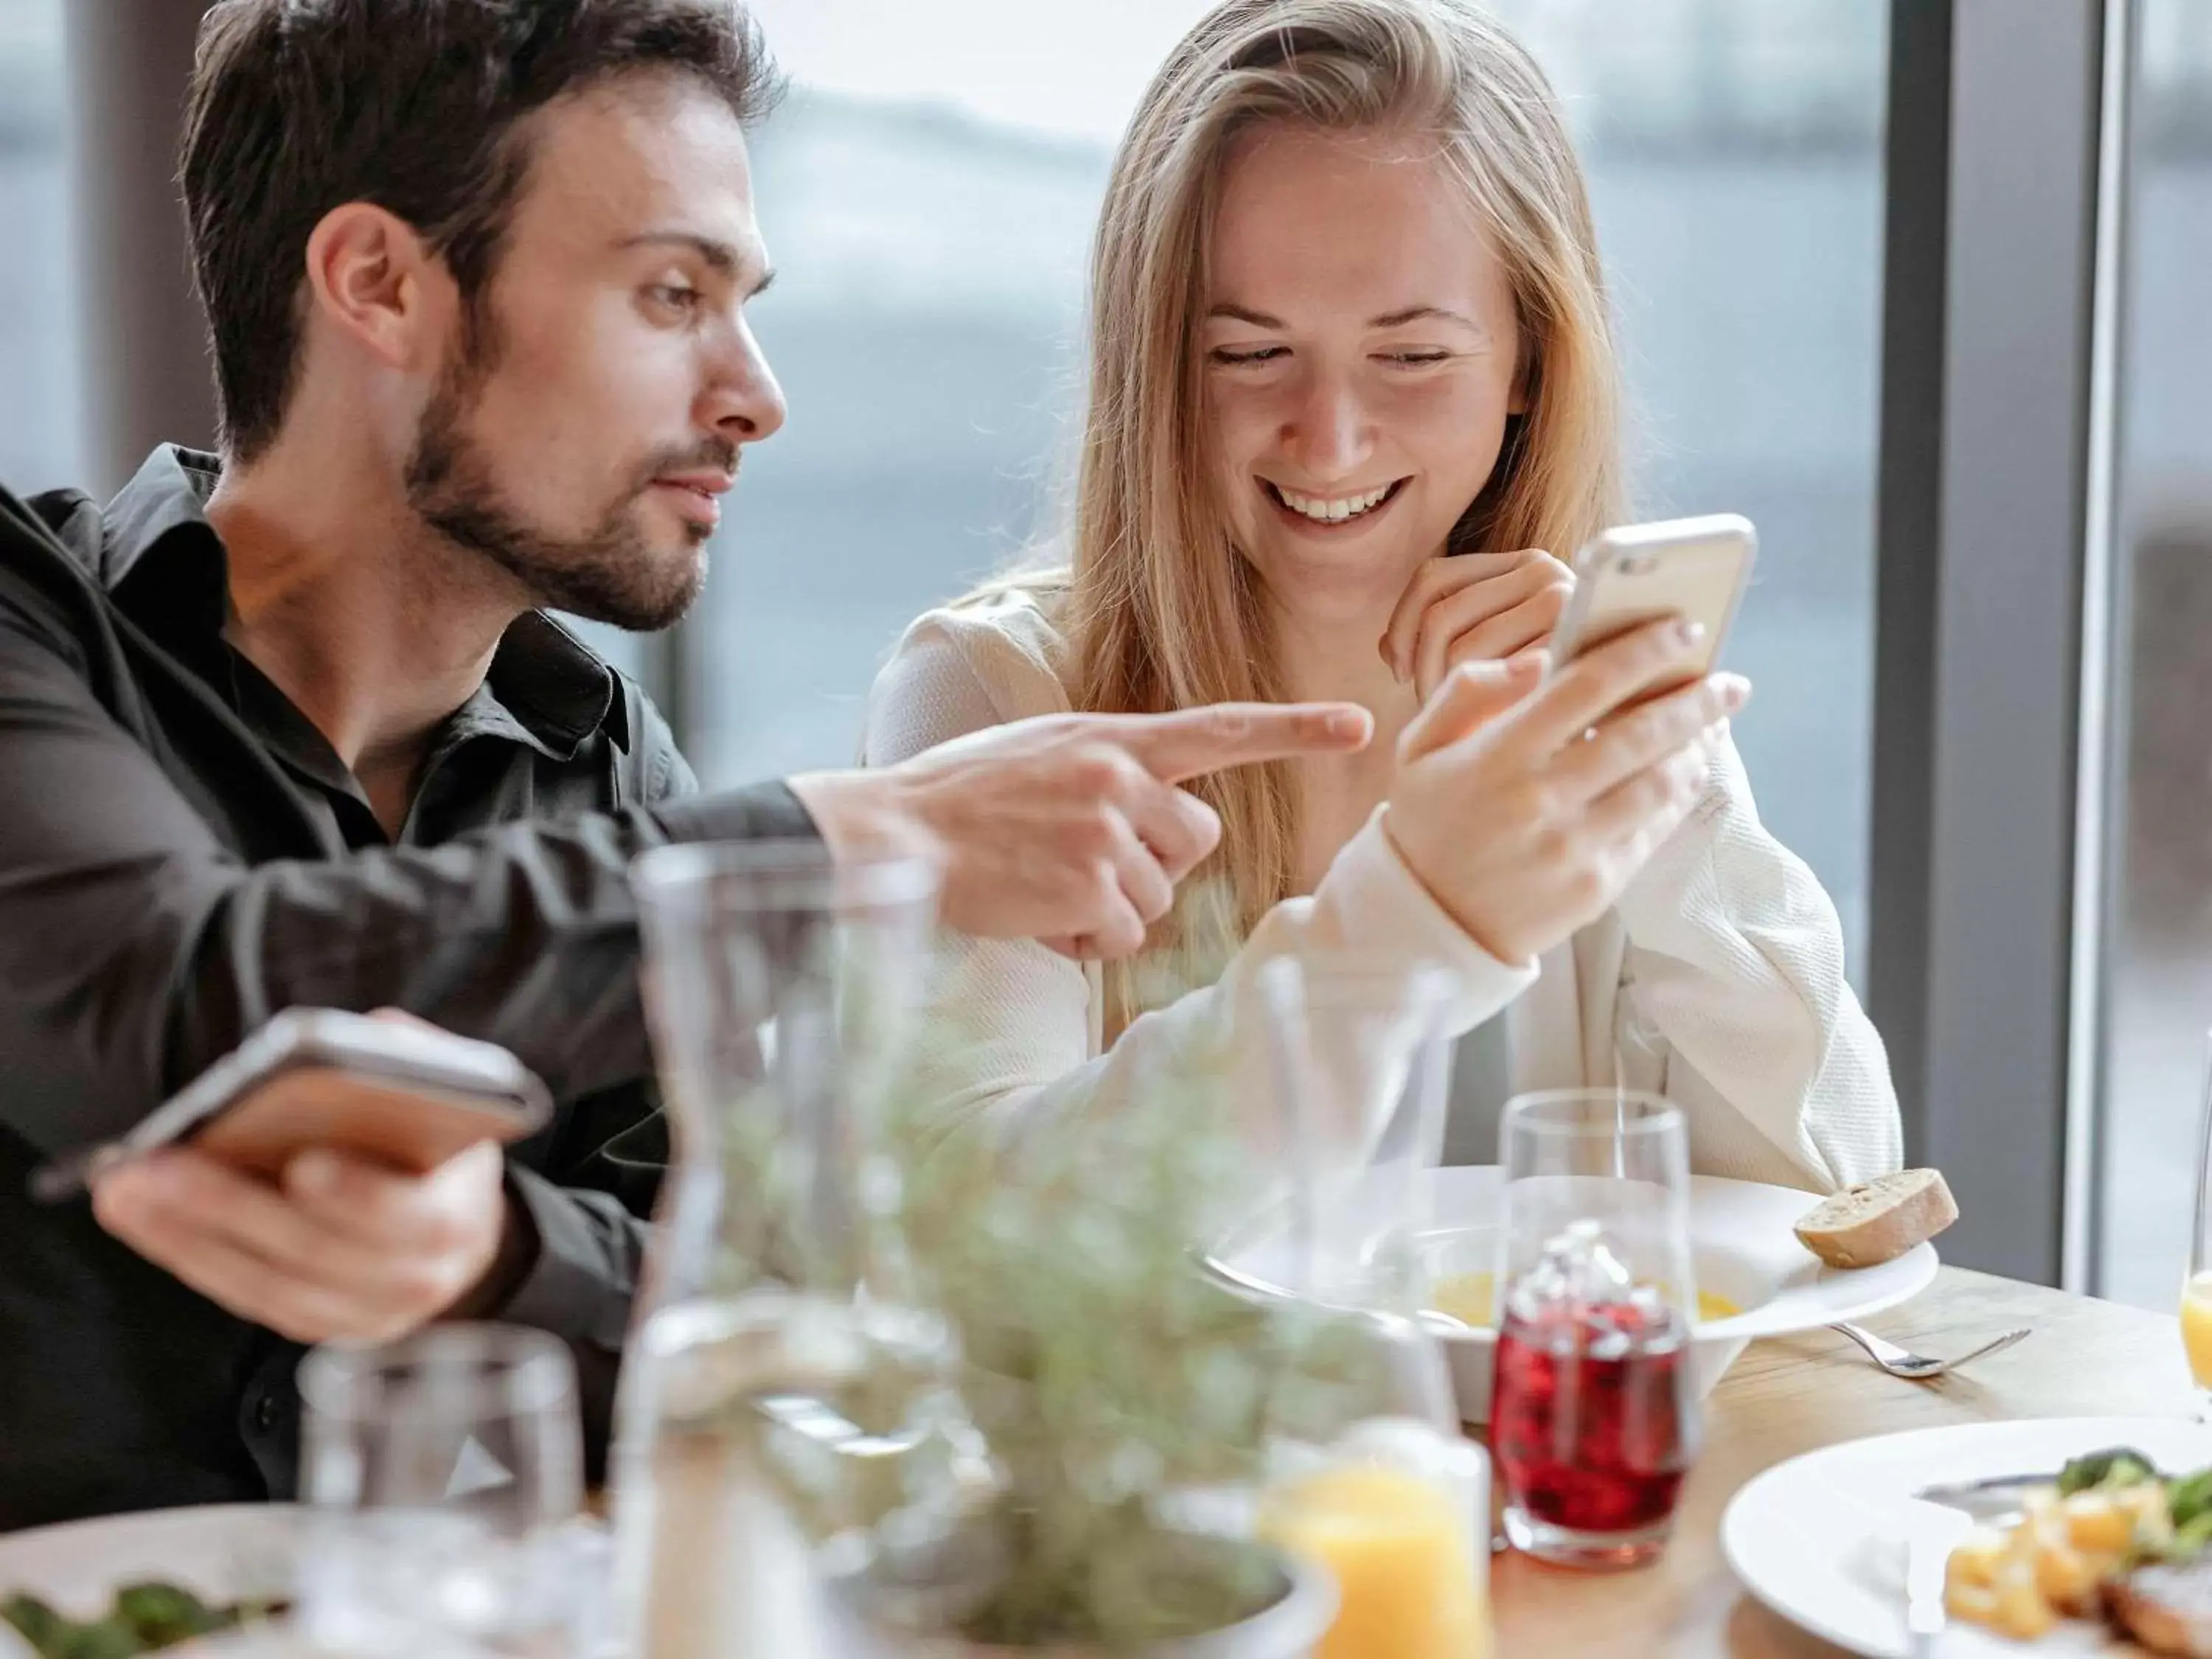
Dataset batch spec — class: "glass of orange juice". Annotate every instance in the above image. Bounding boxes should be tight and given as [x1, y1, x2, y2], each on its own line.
[1258, 1451, 1489, 1659]
[2184, 1029, 2212, 1411]
[1251, 957, 1492, 1659]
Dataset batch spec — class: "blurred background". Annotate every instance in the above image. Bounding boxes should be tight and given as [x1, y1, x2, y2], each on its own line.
[0, 0, 2205, 1307]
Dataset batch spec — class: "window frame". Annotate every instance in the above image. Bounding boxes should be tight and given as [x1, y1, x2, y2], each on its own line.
[1868, 0, 2126, 1287]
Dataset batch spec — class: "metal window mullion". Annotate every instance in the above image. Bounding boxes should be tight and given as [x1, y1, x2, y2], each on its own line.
[1869, 0, 1953, 1180]
[1872, 0, 2107, 1284]
[2063, 0, 2138, 1295]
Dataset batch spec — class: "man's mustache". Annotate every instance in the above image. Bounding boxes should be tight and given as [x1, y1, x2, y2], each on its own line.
[636, 438, 740, 490]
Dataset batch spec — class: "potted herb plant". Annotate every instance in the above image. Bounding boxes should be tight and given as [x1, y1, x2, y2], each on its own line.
[834, 1062, 1363, 1658]
[616, 855, 1430, 1659]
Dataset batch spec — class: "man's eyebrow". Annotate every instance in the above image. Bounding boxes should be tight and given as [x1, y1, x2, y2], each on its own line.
[616, 231, 773, 296]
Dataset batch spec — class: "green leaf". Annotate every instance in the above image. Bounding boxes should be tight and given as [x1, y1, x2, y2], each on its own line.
[2170, 1470, 2212, 1530]
[854, 964, 1406, 1649]
[0, 1585, 260, 1659]
[114, 1584, 218, 1646]
[2057, 1447, 2157, 1496]
[1, 1596, 69, 1659]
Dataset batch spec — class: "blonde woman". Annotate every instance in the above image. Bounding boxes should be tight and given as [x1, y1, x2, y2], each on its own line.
[865, 0, 1900, 1192]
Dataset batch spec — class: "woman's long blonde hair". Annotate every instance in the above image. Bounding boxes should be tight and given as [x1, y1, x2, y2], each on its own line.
[1048, 0, 1625, 1013]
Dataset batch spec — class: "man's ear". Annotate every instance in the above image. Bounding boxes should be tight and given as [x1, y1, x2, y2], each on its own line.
[300, 202, 451, 375]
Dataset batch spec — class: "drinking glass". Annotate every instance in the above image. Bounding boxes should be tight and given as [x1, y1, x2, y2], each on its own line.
[1248, 956, 1492, 1659]
[612, 841, 969, 1659]
[1490, 1089, 1700, 1569]
[2183, 1029, 2212, 1412]
[296, 1324, 591, 1658]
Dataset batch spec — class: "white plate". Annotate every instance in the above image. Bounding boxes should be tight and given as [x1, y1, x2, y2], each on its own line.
[1724, 1417, 2212, 1657]
[1211, 1166, 1938, 1420]
[0, 1505, 298, 1657]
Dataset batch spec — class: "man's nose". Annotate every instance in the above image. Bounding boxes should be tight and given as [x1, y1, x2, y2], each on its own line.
[704, 318, 787, 445]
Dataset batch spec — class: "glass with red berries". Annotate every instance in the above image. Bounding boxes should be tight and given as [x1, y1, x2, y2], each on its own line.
[1489, 1089, 1700, 1570]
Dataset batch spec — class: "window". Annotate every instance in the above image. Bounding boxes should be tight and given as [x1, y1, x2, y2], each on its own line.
[2095, 0, 2212, 1307]
[13, 1, 1891, 981]
[690, 1, 1889, 994]
[0, 4, 646, 681]
[679, 1, 1205, 785]
[0, 0, 80, 495]
[1487, 0, 1888, 973]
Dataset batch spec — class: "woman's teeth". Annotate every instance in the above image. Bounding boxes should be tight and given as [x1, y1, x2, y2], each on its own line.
[1272, 481, 1396, 523]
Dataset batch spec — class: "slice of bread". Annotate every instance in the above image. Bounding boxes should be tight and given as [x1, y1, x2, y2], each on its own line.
[1792, 1169, 1958, 1269]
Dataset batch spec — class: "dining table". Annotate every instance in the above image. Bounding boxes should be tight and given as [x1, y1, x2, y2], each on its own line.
[0, 1265, 2188, 1659]
[1489, 1264, 2198, 1657]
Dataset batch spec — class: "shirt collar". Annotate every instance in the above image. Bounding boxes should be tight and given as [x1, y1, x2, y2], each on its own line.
[100, 444, 225, 594]
[102, 445, 229, 644]
[101, 443, 630, 758]
[482, 612, 629, 759]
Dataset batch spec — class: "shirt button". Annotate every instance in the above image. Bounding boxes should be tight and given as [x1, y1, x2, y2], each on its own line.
[252, 1395, 279, 1433]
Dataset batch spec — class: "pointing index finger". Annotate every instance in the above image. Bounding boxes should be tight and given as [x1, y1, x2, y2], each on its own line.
[1111, 703, 1373, 784]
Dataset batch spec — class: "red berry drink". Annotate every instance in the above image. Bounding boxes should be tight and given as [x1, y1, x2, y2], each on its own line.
[1489, 1228, 1700, 1568]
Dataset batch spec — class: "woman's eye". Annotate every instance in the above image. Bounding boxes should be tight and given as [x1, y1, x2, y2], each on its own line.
[648, 284, 701, 312]
[1210, 346, 1287, 366]
[1380, 350, 1452, 366]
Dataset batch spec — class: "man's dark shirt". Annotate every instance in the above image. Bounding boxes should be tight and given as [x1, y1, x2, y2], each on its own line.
[0, 446, 816, 1528]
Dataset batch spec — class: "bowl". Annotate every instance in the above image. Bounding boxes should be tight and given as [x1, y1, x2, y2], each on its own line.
[1208, 1165, 1938, 1422]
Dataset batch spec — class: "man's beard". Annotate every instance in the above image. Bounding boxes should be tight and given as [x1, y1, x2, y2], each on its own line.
[403, 357, 727, 633]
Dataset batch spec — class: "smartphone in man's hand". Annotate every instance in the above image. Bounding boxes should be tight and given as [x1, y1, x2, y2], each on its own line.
[34, 1009, 550, 1199]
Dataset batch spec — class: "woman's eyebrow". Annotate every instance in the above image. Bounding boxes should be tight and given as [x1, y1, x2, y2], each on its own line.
[1368, 305, 1482, 330]
[1206, 302, 1287, 327]
[1203, 302, 1484, 330]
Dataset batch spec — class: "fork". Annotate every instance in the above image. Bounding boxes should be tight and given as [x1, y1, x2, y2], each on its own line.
[1829, 1321, 2032, 1380]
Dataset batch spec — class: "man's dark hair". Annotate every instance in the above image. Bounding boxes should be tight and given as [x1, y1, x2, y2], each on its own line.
[180, 1, 783, 462]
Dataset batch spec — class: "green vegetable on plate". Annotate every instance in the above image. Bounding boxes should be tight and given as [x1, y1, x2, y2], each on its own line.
[2167, 1467, 2212, 1531]
[2056, 1447, 2160, 1497]
[1, 1585, 282, 1659]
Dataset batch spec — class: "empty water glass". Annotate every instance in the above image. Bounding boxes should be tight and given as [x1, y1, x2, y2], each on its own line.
[297, 1324, 593, 1658]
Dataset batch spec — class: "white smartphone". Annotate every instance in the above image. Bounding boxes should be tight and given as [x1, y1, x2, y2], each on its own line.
[33, 1009, 552, 1199]
[1547, 512, 1758, 688]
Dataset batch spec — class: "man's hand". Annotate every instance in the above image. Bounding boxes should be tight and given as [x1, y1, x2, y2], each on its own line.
[1381, 549, 1576, 704]
[791, 702, 1372, 959]
[1385, 618, 1749, 965]
[91, 1139, 509, 1346]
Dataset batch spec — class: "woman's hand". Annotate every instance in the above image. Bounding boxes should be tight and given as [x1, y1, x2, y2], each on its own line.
[1380, 549, 1576, 703]
[1384, 617, 1749, 965]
